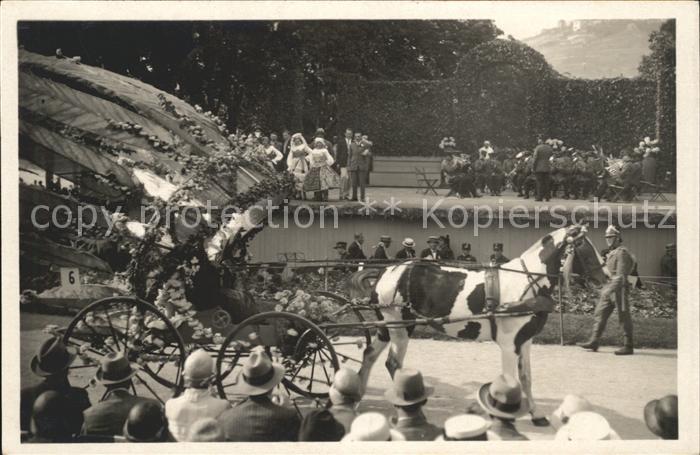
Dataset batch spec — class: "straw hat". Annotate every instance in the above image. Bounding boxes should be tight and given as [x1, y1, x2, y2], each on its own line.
[435, 414, 491, 441]
[341, 412, 405, 441]
[555, 412, 620, 440]
[401, 238, 415, 248]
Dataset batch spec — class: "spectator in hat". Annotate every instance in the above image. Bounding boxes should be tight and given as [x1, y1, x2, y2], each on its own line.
[476, 374, 530, 441]
[347, 233, 366, 261]
[328, 368, 362, 433]
[186, 417, 225, 442]
[81, 351, 159, 437]
[28, 391, 80, 443]
[549, 394, 593, 430]
[644, 394, 678, 439]
[554, 411, 620, 440]
[20, 337, 91, 434]
[372, 235, 392, 260]
[660, 243, 676, 279]
[420, 236, 441, 261]
[218, 349, 300, 441]
[490, 243, 509, 266]
[579, 224, 635, 355]
[396, 238, 416, 259]
[457, 243, 478, 264]
[348, 132, 372, 202]
[385, 369, 440, 441]
[299, 409, 346, 441]
[435, 414, 492, 441]
[341, 412, 405, 441]
[165, 349, 231, 441]
[438, 235, 455, 260]
[123, 401, 173, 442]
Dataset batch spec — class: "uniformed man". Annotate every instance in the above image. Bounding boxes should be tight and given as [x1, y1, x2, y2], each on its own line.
[372, 235, 392, 260]
[489, 243, 509, 266]
[420, 236, 441, 261]
[396, 238, 416, 259]
[486, 158, 505, 196]
[552, 148, 574, 199]
[457, 243, 478, 264]
[579, 225, 635, 355]
[571, 151, 594, 200]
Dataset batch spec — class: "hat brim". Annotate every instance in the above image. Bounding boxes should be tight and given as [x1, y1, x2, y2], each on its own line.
[384, 386, 434, 406]
[476, 382, 530, 419]
[230, 364, 285, 396]
[555, 424, 621, 441]
[341, 429, 406, 442]
[95, 363, 140, 385]
[30, 351, 77, 377]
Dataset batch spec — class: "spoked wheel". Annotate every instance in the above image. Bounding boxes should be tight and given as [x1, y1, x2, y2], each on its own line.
[313, 291, 372, 370]
[62, 296, 186, 404]
[215, 312, 339, 407]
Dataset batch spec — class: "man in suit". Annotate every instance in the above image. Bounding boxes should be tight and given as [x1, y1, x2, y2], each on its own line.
[279, 129, 292, 172]
[396, 238, 416, 259]
[420, 236, 441, 260]
[218, 349, 300, 441]
[372, 235, 391, 260]
[457, 243, 478, 264]
[347, 233, 366, 261]
[532, 136, 553, 201]
[81, 351, 160, 437]
[21, 337, 91, 435]
[335, 128, 353, 200]
[348, 132, 372, 202]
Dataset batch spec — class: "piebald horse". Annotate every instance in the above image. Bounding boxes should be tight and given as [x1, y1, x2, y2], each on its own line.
[351, 226, 608, 424]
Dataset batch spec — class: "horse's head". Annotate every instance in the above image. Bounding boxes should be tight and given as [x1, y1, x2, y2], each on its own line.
[562, 225, 608, 286]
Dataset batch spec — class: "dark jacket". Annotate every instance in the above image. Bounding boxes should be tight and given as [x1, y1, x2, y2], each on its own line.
[372, 244, 389, 260]
[218, 395, 300, 442]
[21, 379, 91, 434]
[490, 253, 510, 265]
[347, 241, 366, 260]
[419, 248, 440, 260]
[81, 389, 159, 437]
[396, 248, 416, 259]
[457, 254, 478, 263]
[348, 142, 371, 171]
[391, 413, 442, 441]
[335, 137, 352, 168]
[532, 144, 553, 173]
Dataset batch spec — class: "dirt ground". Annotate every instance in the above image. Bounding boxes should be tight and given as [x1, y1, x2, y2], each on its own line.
[19, 312, 675, 440]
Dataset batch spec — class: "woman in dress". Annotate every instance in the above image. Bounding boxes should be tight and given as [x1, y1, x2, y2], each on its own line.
[303, 137, 339, 201]
[287, 133, 311, 200]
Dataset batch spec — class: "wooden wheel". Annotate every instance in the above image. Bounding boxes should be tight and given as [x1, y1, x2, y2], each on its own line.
[215, 312, 339, 404]
[62, 296, 186, 403]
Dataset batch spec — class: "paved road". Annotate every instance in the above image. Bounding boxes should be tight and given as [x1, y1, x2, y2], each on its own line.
[20, 312, 675, 440]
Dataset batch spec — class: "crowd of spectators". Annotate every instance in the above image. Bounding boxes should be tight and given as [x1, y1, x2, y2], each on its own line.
[21, 336, 678, 443]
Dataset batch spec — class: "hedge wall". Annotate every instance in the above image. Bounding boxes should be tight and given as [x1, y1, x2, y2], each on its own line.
[336, 39, 664, 157]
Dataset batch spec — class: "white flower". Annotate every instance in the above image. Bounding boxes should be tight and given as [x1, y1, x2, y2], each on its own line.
[274, 305, 284, 312]
[287, 328, 299, 337]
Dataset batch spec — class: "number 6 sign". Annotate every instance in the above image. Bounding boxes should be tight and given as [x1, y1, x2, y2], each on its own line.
[60, 267, 81, 290]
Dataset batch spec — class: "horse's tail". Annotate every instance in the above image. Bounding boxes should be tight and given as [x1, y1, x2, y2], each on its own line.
[349, 267, 382, 303]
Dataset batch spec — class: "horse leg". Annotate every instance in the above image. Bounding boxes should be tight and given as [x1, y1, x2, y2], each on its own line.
[357, 313, 390, 398]
[519, 341, 549, 426]
[383, 308, 409, 379]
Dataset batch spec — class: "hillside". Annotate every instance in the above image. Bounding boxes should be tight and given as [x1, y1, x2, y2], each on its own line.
[523, 19, 664, 79]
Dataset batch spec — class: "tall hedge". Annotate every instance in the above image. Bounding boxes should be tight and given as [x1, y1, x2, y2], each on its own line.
[336, 39, 663, 157]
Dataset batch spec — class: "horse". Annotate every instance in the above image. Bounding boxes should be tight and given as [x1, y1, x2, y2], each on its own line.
[350, 225, 608, 425]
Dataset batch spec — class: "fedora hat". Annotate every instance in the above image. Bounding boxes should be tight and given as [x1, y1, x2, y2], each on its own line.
[436, 414, 490, 441]
[334, 241, 348, 250]
[31, 337, 76, 377]
[329, 368, 362, 405]
[644, 395, 678, 439]
[476, 374, 529, 419]
[299, 409, 346, 441]
[401, 238, 415, 248]
[384, 368, 433, 406]
[427, 236, 439, 244]
[95, 351, 139, 385]
[341, 412, 405, 441]
[555, 412, 620, 440]
[183, 349, 215, 387]
[380, 235, 391, 243]
[551, 395, 592, 427]
[231, 349, 285, 396]
[187, 418, 225, 442]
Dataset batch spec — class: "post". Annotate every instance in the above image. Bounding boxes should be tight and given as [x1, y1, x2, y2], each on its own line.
[324, 259, 329, 291]
[558, 273, 564, 345]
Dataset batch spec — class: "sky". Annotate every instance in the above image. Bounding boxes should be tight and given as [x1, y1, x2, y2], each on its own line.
[494, 16, 564, 40]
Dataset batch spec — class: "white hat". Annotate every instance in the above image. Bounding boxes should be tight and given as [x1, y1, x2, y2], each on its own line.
[402, 238, 415, 248]
[183, 349, 215, 387]
[341, 413, 406, 441]
[329, 368, 362, 405]
[555, 412, 621, 440]
[605, 225, 621, 238]
[436, 414, 490, 440]
[551, 395, 593, 426]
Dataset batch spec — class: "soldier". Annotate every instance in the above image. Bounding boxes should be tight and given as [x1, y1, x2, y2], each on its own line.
[489, 243, 509, 266]
[486, 158, 505, 196]
[579, 225, 635, 355]
[372, 235, 392, 260]
[457, 243, 478, 264]
[553, 147, 574, 199]
[517, 151, 536, 199]
[571, 151, 594, 200]
[472, 153, 488, 194]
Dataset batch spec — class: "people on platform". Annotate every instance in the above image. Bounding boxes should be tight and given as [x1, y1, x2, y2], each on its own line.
[287, 133, 311, 199]
[438, 235, 455, 260]
[579, 225, 635, 355]
[348, 132, 372, 202]
[396, 238, 416, 259]
[347, 233, 366, 261]
[532, 136, 553, 201]
[372, 235, 392, 260]
[490, 243, 509, 266]
[303, 138, 339, 202]
[457, 243, 478, 263]
[420, 236, 441, 260]
[335, 128, 353, 200]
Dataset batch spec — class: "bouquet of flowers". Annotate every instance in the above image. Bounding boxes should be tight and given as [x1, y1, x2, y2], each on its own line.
[271, 289, 338, 323]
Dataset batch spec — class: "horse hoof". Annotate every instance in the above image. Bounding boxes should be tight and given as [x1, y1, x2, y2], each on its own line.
[531, 416, 550, 427]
